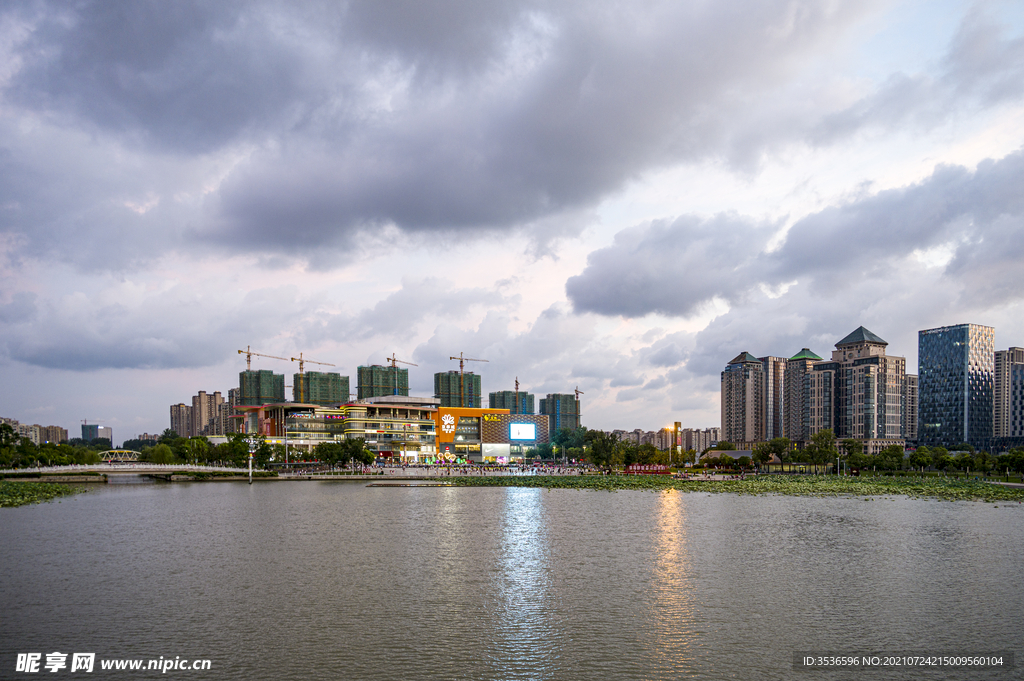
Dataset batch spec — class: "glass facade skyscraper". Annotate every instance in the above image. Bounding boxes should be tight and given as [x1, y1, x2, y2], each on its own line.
[918, 324, 994, 449]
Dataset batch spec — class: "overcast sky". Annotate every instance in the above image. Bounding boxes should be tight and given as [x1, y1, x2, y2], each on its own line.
[2, 0, 1024, 444]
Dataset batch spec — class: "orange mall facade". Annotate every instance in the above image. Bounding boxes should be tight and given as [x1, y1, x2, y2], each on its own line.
[433, 408, 550, 463]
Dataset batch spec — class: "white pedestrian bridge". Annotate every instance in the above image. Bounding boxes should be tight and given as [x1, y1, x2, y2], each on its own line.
[3, 463, 251, 475]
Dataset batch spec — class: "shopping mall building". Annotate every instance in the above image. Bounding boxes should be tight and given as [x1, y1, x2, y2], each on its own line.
[225, 397, 549, 463]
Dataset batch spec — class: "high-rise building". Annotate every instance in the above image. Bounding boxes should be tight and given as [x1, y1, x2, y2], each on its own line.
[488, 391, 535, 414]
[357, 365, 409, 399]
[759, 356, 787, 440]
[214, 389, 242, 435]
[82, 423, 99, 441]
[239, 370, 286, 406]
[539, 393, 581, 440]
[97, 426, 112, 444]
[918, 323, 995, 449]
[784, 348, 823, 446]
[169, 404, 190, 438]
[903, 374, 918, 443]
[40, 425, 68, 443]
[191, 391, 224, 437]
[434, 371, 482, 408]
[808, 327, 906, 454]
[1011, 363, 1024, 438]
[721, 352, 765, 444]
[994, 348, 1024, 438]
[681, 427, 721, 453]
[293, 371, 349, 405]
[17, 423, 40, 445]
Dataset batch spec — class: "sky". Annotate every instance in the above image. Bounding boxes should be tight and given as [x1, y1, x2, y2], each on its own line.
[2, 0, 1024, 444]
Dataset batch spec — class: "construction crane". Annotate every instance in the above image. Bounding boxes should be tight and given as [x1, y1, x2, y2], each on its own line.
[290, 352, 335, 375]
[575, 386, 584, 402]
[449, 352, 488, 408]
[238, 345, 288, 371]
[387, 353, 418, 396]
[387, 353, 417, 369]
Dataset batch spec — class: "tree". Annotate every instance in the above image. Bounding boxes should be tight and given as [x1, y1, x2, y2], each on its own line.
[0, 423, 17, 447]
[585, 431, 617, 468]
[711, 441, 736, 451]
[182, 437, 210, 464]
[159, 428, 179, 443]
[840, 439, 862, 461]
[338, 438, 373, 466]
[767, 437, 791, 471]
[973, 450, 993, 474]
[752, 442, 772, 472]
[908, 448, 931, 470]
[314, 442, 346, 465]
[954, 452, 974, 472]
[874, 444, 904, 471]
[553, 428, 573, 450]
[930, 447, 950, 471]
[146, 443, 178, 464]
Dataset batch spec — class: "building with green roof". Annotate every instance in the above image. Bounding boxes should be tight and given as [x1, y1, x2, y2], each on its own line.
[785, 348, 823, 446]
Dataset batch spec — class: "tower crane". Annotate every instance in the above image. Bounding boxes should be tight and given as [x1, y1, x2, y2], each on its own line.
[449, 352, 488, 408]
[290, 352, 335, 374]
[387, 353, 417, 369]
[238, 345, 288, 371]
[387, 353, 418, 396]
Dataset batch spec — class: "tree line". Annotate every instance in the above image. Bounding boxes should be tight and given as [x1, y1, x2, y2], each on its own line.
[747, 430, 1024, 474]
[0, 425, 376, 470]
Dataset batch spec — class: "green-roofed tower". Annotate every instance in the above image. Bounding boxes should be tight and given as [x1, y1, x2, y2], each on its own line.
[721, 352, 765, 444]
[785, 348, 823, 446]
[789, 348, 822, 362]
[728, 351, 760, 364]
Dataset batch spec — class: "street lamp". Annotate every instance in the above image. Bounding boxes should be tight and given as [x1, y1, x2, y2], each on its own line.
[244, 435, 260, 485]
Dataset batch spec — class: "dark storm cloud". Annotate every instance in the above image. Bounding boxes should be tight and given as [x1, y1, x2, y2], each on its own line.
[3, 0, 891, 259]
[7, 0, 311, 152]
[568, 149, 1024, 321]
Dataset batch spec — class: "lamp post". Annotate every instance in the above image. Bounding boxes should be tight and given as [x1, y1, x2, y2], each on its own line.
[244, 435, 260, 485]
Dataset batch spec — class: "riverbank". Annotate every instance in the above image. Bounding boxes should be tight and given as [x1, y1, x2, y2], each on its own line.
[0, 480, 84, 507]
[449, 474, 1024, 502]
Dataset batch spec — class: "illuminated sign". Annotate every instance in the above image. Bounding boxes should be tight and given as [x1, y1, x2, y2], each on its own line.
[510, 423, 536, 440]
[483, 414, 502, 422]
[441, 414, 456, 434]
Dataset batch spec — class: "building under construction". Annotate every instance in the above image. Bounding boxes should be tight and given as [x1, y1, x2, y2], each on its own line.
[539, 393, 581, 439]
[434, 371, 482, 408]
[357, 365, 409, 398]
[488, 390, 535, 414]
[293, 371, 349, 405]
[239, 370, 285, 406]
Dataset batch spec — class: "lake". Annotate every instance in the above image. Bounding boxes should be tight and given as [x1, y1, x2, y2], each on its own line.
[1, 479, 1021, 679]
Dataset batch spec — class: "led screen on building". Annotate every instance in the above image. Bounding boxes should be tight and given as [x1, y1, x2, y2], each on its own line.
[510, 423, 536, 440]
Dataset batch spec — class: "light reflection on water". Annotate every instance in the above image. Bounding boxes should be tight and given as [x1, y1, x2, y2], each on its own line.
[1, 483, 1022, 680]
[489, 487, 560, 678]
[648, 490, 695, 672]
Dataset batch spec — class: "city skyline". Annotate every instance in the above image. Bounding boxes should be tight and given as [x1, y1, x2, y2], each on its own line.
[2, 1, 1024, 438]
